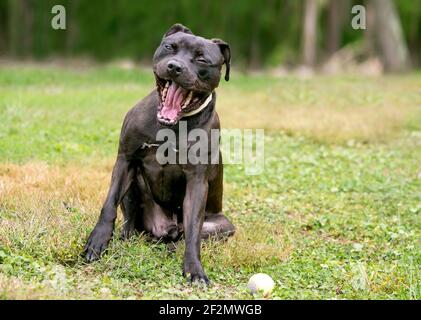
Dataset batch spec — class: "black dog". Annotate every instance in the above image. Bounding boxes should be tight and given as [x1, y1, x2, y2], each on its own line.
[84, 24, 235, 283]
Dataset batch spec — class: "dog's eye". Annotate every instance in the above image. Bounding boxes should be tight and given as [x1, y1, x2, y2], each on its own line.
[197, 57, 208, 64]
[164, 44, 175, 51]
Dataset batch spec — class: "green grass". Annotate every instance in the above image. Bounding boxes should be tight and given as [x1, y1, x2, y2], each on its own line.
[0, 64, 420, 299]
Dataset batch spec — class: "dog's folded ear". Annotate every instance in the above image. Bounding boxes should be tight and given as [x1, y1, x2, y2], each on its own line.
[164, 23, 193, 38]
[212, 39, 231, 81]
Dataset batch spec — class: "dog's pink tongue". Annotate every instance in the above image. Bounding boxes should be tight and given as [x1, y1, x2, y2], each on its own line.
[162, 83, 184, 121]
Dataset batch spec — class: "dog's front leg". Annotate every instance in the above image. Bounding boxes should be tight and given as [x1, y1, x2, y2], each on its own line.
[85, 154, 133, 262]
[182, 170, 209, 284]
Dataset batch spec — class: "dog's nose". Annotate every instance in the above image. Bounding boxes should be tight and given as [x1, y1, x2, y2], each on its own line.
[167, 60, 183, 76]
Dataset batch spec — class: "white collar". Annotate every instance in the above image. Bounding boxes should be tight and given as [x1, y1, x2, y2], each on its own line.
[181, 93, 213, 118]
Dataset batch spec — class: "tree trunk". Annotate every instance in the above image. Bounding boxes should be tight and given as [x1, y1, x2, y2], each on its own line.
[302, 0, 318, 66]
[8, 0, 21, 56]
[371, 0, 410, 72]
[0, 13, 4, 54]
[249, 13, 261, 69]
[7, 0, 34, 57]
[0, 0, 6, 54]
[326, 0, 349, 57]
[364, 0, 376, 56]
[66, 0, 79, 56]
[22, 0, 34, 57]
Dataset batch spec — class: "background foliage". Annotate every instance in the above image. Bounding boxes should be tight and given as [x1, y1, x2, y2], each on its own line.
[0, 0, 420, 68]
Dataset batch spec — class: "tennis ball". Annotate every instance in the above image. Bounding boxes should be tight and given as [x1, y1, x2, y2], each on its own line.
[247, 273, 275, 297]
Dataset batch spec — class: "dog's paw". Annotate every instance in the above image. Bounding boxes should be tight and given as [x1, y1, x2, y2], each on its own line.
[120, 226, 136, 241]
[84, 224, 113, 262]
[182, 263, 210, 285]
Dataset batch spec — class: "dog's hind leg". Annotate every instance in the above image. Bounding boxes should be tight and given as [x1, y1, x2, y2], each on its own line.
[120, 182, 143, 240]
[202, 158, 235, 240]
[202, 213, 235, 240]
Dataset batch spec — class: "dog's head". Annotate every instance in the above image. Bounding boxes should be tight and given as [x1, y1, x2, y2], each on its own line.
[153, 23, 231, 126]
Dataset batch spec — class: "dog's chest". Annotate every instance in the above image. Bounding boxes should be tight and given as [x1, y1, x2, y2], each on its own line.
[140, 151, 186, 206]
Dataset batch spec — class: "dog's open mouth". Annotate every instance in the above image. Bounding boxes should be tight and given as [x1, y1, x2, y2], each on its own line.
[156, 76, 211, 125]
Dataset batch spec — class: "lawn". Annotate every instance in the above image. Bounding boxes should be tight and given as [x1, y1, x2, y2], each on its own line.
[0, 64, 420, 299]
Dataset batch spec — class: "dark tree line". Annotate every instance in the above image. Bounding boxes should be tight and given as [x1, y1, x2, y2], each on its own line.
[0, 0, 419, 71]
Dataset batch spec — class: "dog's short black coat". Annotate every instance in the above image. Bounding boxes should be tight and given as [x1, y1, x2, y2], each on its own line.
[84, 24, 235, 283]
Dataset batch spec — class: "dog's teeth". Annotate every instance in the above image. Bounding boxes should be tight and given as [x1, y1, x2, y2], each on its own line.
[165, 81, 170, 89]
[186, 91, 193, 102]
[182, 91, 193, 109]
